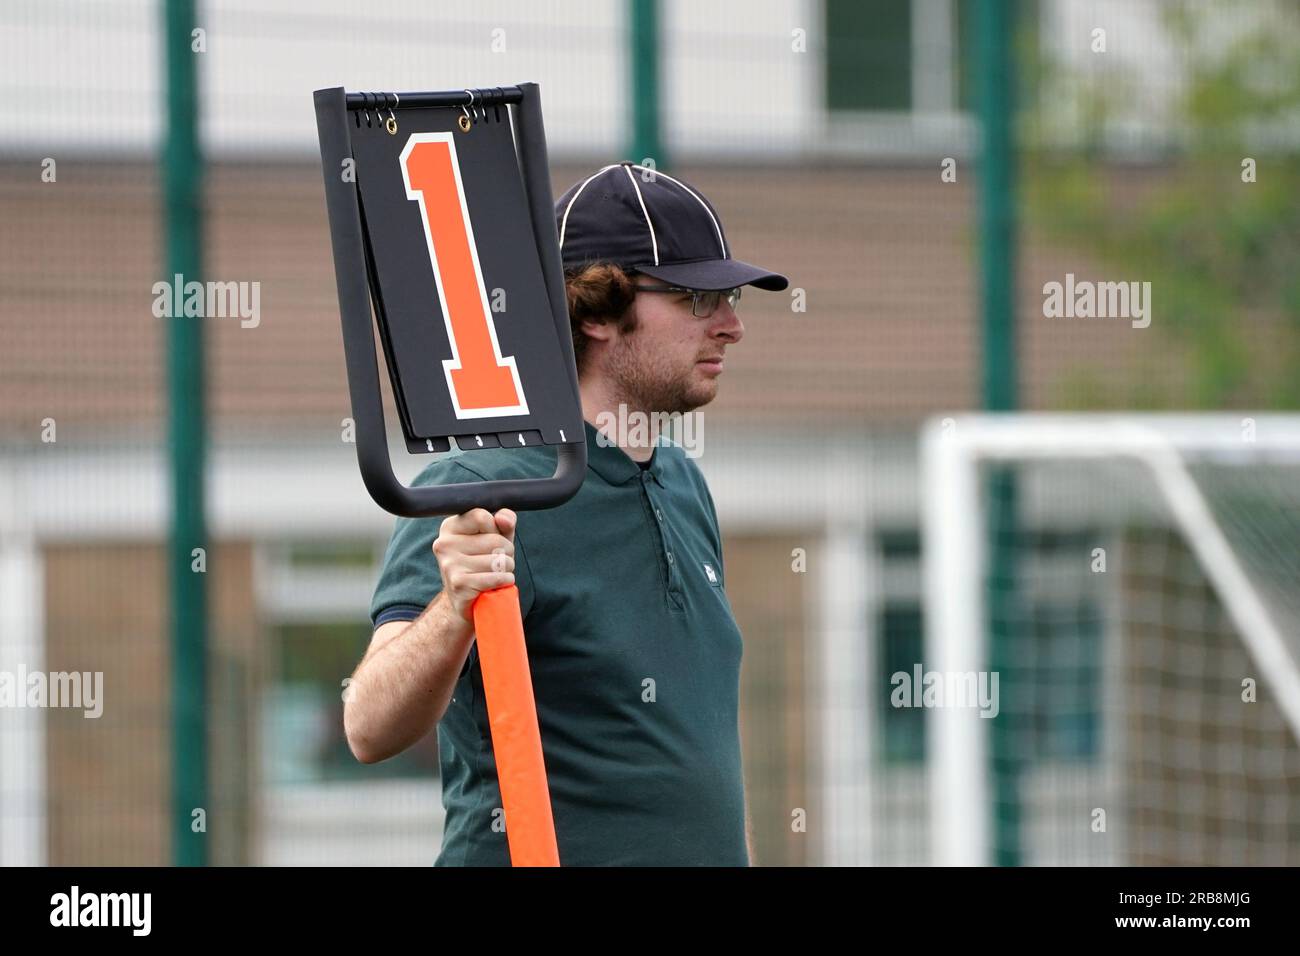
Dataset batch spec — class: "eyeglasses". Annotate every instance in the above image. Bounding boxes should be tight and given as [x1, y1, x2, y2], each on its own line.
[633, 284, 742, 318]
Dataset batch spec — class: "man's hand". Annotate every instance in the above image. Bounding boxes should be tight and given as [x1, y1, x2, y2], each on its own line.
[432, 507, 518, 624]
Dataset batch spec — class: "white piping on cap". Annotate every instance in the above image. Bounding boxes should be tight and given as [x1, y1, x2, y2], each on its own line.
[558, 163, 620, 251]
[630, 165, 727, 258]
[621, 164, 659, 266]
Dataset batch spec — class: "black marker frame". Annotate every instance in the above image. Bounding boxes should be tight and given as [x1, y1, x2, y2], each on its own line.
[314, 84, 587, 517]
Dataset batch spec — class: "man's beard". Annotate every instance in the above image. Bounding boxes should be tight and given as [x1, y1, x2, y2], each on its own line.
[605, 333, 716, 417]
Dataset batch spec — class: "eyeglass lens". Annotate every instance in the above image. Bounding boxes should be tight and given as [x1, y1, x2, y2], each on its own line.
[692, 288, 741, 317]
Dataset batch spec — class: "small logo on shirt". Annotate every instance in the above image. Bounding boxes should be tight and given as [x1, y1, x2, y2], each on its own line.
[702, 562, 719, 585]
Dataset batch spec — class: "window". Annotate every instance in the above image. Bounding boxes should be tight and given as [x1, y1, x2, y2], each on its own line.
[825, 0, 914, 112]
[880, 601, 926, 762]
[875, 527, 1103, 765]
[258, 541, 439, 785]
[265, 621, 440, 783]
[823, 0, 1037, 121]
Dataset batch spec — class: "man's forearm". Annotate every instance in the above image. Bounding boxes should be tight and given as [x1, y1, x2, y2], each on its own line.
[344, 593, 475, 763]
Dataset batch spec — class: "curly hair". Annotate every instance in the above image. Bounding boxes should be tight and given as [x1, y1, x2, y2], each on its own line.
[563, 261, 639, 373]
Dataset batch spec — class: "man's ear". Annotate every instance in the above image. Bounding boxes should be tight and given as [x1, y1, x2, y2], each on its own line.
[580, 317, 616, 344]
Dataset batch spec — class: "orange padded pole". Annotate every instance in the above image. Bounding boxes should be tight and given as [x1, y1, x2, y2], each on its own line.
[471, 584, 559, 866]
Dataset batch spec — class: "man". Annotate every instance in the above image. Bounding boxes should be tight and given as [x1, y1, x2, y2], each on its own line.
[345, 161, 788, 865]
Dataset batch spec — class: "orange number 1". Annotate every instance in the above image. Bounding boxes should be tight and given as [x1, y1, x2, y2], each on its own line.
[400, 133, 528, 419]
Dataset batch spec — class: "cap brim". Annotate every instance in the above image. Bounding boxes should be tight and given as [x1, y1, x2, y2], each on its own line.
[634, 258, 788, 292]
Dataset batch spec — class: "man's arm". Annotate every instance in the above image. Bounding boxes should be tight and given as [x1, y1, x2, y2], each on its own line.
[345, 508, 517, 764]
[343, 592, 475, 764]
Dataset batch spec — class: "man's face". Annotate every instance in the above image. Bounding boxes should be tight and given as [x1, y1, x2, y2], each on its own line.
[603, 287, 745, 416]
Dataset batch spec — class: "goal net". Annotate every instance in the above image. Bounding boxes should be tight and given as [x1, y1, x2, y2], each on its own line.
[921, 415, 1300, 866]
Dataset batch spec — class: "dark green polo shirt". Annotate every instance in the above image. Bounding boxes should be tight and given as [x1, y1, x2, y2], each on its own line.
[368, 418, 748, 866]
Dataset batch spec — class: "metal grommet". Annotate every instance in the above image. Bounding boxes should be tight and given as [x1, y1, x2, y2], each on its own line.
[384, 93, 399, 135]
[459, 89, 476, 131]
[382, 93, 397, 134]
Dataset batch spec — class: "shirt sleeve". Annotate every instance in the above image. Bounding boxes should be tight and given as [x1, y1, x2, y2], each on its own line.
[368, 457, 536, 630]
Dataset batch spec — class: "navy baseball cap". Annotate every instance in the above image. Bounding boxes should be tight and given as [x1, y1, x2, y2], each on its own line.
[555, 162, 788, 292]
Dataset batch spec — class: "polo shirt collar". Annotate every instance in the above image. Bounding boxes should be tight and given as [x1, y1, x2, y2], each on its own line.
[584, 418, 666, 486]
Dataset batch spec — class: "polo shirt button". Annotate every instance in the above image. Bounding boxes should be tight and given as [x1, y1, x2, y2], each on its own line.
[666, 552, 674, 564]
[655, 509, 664, 521]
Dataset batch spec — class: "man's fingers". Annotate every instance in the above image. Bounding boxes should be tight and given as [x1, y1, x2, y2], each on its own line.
[433, 512, 517, 601]
[471, 572, 516, 594]
[439, 508, 516, 541]
[446, 554, 515, 590]
[493, 508, 517, 540]
[442, 508, 498, 536]
[435, 533, 514, 558]
[456, 551, 515, 575]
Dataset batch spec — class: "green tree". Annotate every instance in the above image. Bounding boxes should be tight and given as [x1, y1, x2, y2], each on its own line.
[1025, 1, 1300, 409]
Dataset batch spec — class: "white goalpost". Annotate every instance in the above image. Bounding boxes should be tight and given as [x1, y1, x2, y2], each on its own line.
[921, 414, 1300, 866]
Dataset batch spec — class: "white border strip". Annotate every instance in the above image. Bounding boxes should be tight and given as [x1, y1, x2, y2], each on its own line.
[0, 476, 46, 866]
[621, 165, 659, 265]
[558, 163, 619, 251]
[633, 166, 728, 258]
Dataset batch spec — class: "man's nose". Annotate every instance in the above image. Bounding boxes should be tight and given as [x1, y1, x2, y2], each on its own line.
[711, 299, 744, 343]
